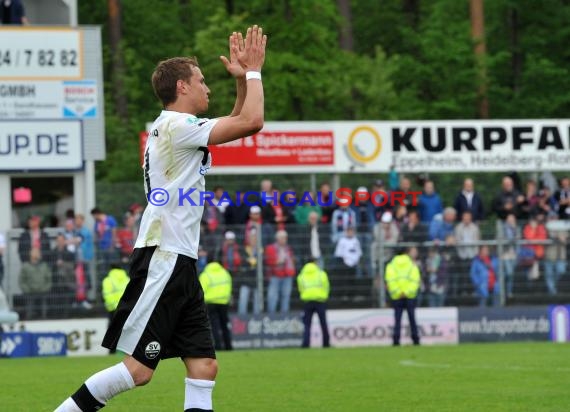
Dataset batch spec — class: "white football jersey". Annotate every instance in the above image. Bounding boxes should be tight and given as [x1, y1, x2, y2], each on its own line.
[135, 110, 217, 259]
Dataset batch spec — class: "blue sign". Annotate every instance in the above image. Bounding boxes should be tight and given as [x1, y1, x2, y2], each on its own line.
[0, 332, 67, 358]
[549, 305, 570, 343]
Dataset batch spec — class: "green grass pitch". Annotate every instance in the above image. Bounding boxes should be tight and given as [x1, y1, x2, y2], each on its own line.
[2, 342, 569, 411]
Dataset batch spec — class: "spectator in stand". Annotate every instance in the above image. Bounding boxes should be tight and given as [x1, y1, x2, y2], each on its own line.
[0, 231, 5, 288]
[294, 192, 322, 225]
[425, 247, 447, 307]
[53, 233, 89, 310]
[393, 204, 408, 228]
[116, 213, 136, 265]
[260, 178, 273, 194]
[62, 218, 77, 255]
[202, 201, 224, 235]
[18, 215, 51, 264]
[393, 177, 414, 208]
[330, 200, 357, 244]
[352, 186, 376, 233]
[400, 209, 428, 244]
[244, 205, 274, 248]
[470, 245, 500, 307]
[0, 0, 28, 25]
[238, 229, 261, 315]
[454, 211, 480, 296]
[74, 214, 94, 289]
[418, 180, 443, 224]
[429, 208, 457, 243]
[492, 176, 525, 220]
[554, 177, 570, 220]
[224, 191, 250, 225]
[537, 186, 557, 216]
[373, 211, 400, 264]
[371, 179, 390, 222]
[91, 207, 119, 275]
[19, 248, 52, 319]
[293, 211, 327, 269]
[520, 180, 541, 220]
[522, 213, 548, 282]
[262, 189, 293, 231]
[264, 230, 296, 313]
[319, 182, 336, 224]
[388, 165, 399, 191]
[212, 185, 228, 218]
[352, 186, 375, 277]
[453, 178, 485, 222]
[334, 226, 362, 278]
[128, 203, 144, 238]
[544, 213, 567, 295]
[219, 231, 242, 274]
[501, 213, 520, 298]
[196, 245, 208, 274]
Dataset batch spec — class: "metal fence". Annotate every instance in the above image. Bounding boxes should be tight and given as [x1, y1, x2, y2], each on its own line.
[2, 219, 569, 321]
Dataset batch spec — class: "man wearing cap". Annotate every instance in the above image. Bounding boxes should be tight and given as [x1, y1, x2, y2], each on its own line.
[385, 247, 421, 346]
[219, 231, 242, 274]
[245, 205, 274, 248]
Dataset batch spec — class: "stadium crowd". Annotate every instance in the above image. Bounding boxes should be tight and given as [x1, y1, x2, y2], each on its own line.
[2, 171, 570, 319]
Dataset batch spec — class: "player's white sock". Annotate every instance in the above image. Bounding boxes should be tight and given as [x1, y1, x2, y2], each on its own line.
[55, 362, 135, 411]
[84, 362, 136, 405]
[54, 397, 82, 412]
[184, 378, 215, 411]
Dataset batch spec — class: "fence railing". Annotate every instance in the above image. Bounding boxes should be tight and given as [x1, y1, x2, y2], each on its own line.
[2, 219, 569, 321]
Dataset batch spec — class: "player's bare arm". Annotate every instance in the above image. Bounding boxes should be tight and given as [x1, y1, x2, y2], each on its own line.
[208, 25, 267, 145]
[220, 32, 247, 117]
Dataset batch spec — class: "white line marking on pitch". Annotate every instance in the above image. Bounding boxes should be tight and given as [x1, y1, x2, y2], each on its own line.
[400, 359, 570, 372]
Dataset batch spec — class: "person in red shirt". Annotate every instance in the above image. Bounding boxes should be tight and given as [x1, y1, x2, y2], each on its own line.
[264, 230, 296, 313]
[116, 213, 136, 265]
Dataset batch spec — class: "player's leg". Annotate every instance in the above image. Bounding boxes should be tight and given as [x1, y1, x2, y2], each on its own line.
[182, 357, 218, 412]
[315, 302, 330, 347]
[55, 356, 149, 412]
[392, 299, 404, 346]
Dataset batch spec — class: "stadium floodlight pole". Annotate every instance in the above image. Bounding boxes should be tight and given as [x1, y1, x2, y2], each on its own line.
[256, 222, 265, 313]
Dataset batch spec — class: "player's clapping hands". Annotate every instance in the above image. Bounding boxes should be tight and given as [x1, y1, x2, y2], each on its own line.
[220, 25, 267, 77]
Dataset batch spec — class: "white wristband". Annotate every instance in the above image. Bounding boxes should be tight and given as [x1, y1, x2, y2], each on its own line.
[246, 71, 262, 81]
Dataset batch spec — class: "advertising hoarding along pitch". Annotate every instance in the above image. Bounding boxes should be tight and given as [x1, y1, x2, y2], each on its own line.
[205, 120, 570, 174]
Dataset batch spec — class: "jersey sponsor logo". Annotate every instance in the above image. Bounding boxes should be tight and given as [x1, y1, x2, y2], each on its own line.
[197, 119, 208, 127]
[144, 341, 161, 359]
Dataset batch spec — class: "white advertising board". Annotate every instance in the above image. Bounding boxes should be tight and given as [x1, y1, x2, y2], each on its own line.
[13, 318, 109, 356]
[310, 308, 458, 347]
[0, 80, 98, 119]
[0, 28, 82, 79]
[0, 120, 83, 170]
[207, 120, 570, 174]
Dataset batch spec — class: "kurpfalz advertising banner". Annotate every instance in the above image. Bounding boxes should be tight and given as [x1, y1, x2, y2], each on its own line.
[310, 308, 458, 347]
[231, 314, 304, 349]
[458, 307, 550, 343]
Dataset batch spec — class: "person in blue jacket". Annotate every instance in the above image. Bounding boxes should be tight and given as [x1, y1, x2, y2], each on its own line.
[418, 180, 443, 224]
[470, 245, 500, 307]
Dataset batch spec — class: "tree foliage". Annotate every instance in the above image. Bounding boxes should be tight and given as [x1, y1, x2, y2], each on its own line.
[78, 0, 570, 182]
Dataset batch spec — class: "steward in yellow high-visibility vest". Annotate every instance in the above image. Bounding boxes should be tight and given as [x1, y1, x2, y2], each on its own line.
[385, 248, 421, 346]
[102, 267, 130, 313]
[199, 261, 233, 350]
[297, 261, 331, 348]
[102, 265, 130, 354]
